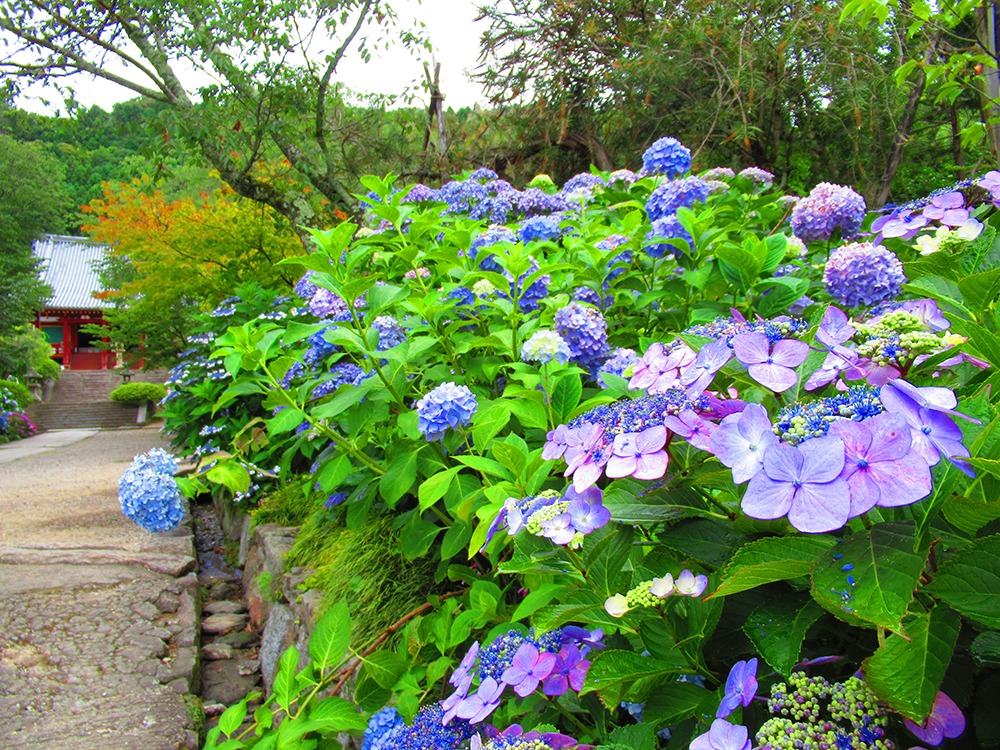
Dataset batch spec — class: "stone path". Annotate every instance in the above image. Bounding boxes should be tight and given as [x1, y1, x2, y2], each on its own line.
[0, 427, 200, 749]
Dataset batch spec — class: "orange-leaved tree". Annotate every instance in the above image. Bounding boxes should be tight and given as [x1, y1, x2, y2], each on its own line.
[83, 173, 305, 367]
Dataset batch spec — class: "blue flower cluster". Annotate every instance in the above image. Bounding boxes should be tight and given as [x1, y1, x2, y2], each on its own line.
[303, 326, 340, 367]
[573, 286, 612, 309]
[823, 242, 906, 308]
[685, 315, 810, 345]
[516, 215, 563, 243]
[311, 363, 371, 398]
[569, 389, 706, 436]
[469, 225, 517, 269]
[646, 214, 693, 258]
[416, 382, 478, 441]
[646, 177, 711, 221]
[507, 258, 551, 312]
[521, 330, 571, 364]
[563, 172, 605, 193]
[641, 136, 692, 177]
[773, 386, 883, 445]
[598, 348, 639, 387]
[364, 704, 476, 750]
[516, 188, 569, 217]
[371, 316, 406, 350]
[554, 302, 610, 373]
[118, 449, 185, 533]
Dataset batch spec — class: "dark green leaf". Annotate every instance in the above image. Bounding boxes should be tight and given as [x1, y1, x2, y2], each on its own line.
[744, 595, 825, 675]
[642, 682, 714, 728]
[400, 513, 442, 560]
[925, 534, 1000, 628]
[712, 536, 836, 598]
[811, 522, 927, 633]
[863, 606, 961, 721]
[587, 524, 635, 597]
[971, 632, 1000, 668]
[380, 449, 421, 506]
[361, 651, 406, 689]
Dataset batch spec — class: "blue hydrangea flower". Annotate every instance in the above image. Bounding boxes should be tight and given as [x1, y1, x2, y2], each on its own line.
[573, 286, 612, 309]
[324, 491, 348, 509]
[441, 179, 489, 213]
[371, 316, 406, 350]
[554, 302, 610, 373]
[370, 703, 476, 750]
[361, 707, 404, 750]
[471, 195, 514, 224]
[515, 188, 568, 217]
[598, 348, 639, 387]
[521, 330, 571, 364]
[645, 177, 711, 221]
[507, 258, 551, 312]
[403, 183, 440, 203]
[469, 167, 499, 182]
[607, 169, 638, 185]
[824, 242, 906, 308]
[562, 172, 605, 192]
[642, 136, 692, 177]
[645, 214, 693, 258]
[516, 215, 563, 243]
[416, 382, 478, 441]
[738, 167, 775, 187]
[312, 363, 371, 397]
[303, 326, 340, 367]
[469, 226, 517, 269]
[773, 386, 883, 445]
[700, 167, 736, 180]
[791, 183, 867, 242]
[118, 451, 184, 533]
[448, 287, 476, 307]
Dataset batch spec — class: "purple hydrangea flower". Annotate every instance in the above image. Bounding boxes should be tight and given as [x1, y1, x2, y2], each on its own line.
[664, 409, 716, 451]
[731, 332, 809, 393]
[708, 403, 778, 484]
[501, 642, 557, 697]
[469, 167, 499, 182]
[371, 316, 406, 350]
[294, 272, 319, 300]
[516, 188, 569, 217]
[415, 382, 478, 441]
[554, 302, 611, 373]
[607, 168, 638, 185]
[541, 644, 590, 696]
[823, 242, 906, 309]
[642, 136, 692, 177]
[598, 347, 639, 387]
[674, 569, 710, 597]
[741, 437, 851, 533]
[691, 720, 753, 750]
[680, 339, 733, 396]
[646, 177, 711, 221]
[605, 425, 669, 480]
[645, 214, 694, 257]
[403, 183, 440, 203]
[717, 658, 759, 718]
[562, 172, 606, 193]
[828, 411, 932, 517]
[738, 167, 774, 187]
[870, 208, 928, 240]
[923, 191, 970, 227]
[630, 342, 697, 394]
[903, 691, 966, 745]
[565, 485, 611, 534]
[790, 182, 866, 242]
[879, 380, 976, 476]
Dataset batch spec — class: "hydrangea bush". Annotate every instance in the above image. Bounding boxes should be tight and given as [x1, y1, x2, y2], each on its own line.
[163, 142, 1000, 750]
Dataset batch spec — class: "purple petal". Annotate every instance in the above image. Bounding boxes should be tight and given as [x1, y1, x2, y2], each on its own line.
[732, 332, 770, 366]
[761, 443, 805, 484]
[798, 435, 845, 483]
[748, 362, 799, 392]
[635, 425, 668, 453]
[787, 479, 852, 533]
[770, 338, 810, 367]
[633, 450, 669, 480]
[605, 454, 638, 479]
[741, 472, 795, 520]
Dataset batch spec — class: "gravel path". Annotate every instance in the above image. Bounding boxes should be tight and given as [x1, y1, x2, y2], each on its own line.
[0, 427, 200, 749]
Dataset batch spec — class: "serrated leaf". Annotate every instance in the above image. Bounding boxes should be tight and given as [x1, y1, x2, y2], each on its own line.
[744, 595, 825, 676]
[206, 461, 251, 494]
[418, 466, 462, 510]
[863, 606, 961, 721]
[272, 646, 299, 712]
[712, 536, 837, 598]
[380, 449, 420, 506]
[308, 696, 368, 732]
[642, 682, 715, 727]
[361, 651, 406, 689]
[581, 648, 687, 700]
[508, 397, 549, 430]
[511, 583, 564, 622]
[492, 442, 527, 478]
[308, 600, 351, 670]
[606, 724, 656, 750]
[453, 454, 512, 480]
[925, 534, 1000, 628]
[972, 632, 1000, 667]
[587, 525, 635, 597]
[552, 374, 583, 423]
[400, 512, 442, 560]
[811, 522, 927, 634]
[472, 401, 512, 448]
[217, 701, 247, 736]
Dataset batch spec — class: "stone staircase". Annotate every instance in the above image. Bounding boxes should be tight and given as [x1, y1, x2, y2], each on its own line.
[27, 370, 167, 431]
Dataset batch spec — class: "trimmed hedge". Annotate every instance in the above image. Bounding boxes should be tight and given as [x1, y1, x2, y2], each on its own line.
[109, 382, 167, 406]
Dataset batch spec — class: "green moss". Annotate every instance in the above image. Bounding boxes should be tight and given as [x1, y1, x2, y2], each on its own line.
[183, 694, 205, 741]
[287, 513, 437, 645]
[251, 476, 317, 528]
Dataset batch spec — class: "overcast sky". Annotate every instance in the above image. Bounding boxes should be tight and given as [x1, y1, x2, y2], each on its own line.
[14, 0, 491, 116]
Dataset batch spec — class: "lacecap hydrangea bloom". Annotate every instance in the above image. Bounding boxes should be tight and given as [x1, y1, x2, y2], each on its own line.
[642, 136, 692, 177]
[415, 382, 478, 441]
[823, 242, 906, 308]
[790, 182, 866, 242]
[118, 450, 185, 533]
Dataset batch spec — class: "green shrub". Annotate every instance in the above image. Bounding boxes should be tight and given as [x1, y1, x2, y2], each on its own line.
[109, 382, 167, 405]
[0, 379, 32, 407]
[34, 357, 60, 381]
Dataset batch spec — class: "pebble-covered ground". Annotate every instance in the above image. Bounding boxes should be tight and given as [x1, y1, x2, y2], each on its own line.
[0, 427, 201, 749]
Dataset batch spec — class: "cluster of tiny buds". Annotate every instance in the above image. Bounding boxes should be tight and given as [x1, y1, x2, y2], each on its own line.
[757, 673, 893, 750]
